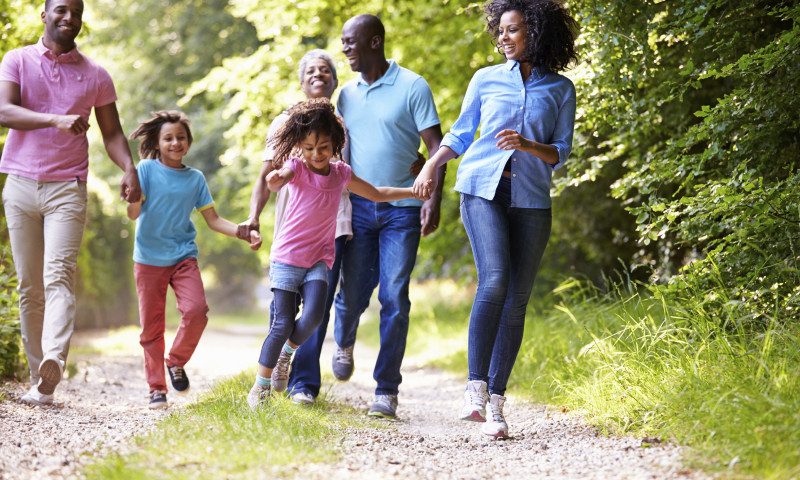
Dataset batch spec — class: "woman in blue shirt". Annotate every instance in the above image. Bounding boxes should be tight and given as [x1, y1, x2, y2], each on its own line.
[413, 0, 578, 438]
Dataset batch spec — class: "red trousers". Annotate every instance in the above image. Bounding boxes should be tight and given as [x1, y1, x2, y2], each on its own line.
[134, 258, 209, 392]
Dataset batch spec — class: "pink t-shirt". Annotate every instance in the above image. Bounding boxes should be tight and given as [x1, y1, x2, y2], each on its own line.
[0, 38, 117, 181]
[270, 157, 352, 269]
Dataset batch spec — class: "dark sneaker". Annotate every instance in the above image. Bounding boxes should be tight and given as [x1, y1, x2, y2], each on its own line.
[332, 345, 354, 381]
[247, 384, 270, 411]
[168, 365, 190, 395]
[149, 390, 168, 409]
[271, 350, 292, 392]
[368, 394, 398, 419]
[37, 357, 63, 396]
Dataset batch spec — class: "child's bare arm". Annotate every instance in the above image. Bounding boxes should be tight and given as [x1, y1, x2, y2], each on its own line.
[127, 199, 142, 220]
[347, 173, 430, 202]
[201, 206, 237, 237]
[266, 167, 294, 192]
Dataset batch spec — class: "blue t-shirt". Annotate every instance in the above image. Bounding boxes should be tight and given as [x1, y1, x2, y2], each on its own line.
[337, 60, 440, 207]
[442, 61, 576, 208]
[133, 159, 214, 267]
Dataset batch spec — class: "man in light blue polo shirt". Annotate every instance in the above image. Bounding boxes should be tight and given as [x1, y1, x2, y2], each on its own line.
[333, 14, 446, 419]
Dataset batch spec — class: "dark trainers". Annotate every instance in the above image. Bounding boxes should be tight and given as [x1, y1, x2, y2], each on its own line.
[37, 357, 63, 396]
[368, 394, 398, 419]
[149, 390, 168, 409]
[271, 350, 292, 392]
[168, 365, 190, 395]
[332, 345, 354, 381]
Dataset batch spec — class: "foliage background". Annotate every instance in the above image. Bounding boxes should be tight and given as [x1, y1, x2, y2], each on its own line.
[1, 0, 797, 347]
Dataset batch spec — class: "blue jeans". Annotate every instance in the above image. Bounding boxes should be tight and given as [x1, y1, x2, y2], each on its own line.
[460, 177, 551, 396]
[287, 236, 346, 397]
[333, 194, 421, 396]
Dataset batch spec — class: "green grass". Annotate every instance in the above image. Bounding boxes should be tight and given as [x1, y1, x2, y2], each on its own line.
[83, 371, 371, 479]
[399, 278, 800, 479]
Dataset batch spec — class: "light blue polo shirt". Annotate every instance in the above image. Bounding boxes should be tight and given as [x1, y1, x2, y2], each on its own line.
[133, 159, 214, 267]
[337, 60, 440, 207]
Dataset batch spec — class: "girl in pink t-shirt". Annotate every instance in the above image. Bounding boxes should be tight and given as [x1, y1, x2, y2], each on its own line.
[246, 98, 429, 409]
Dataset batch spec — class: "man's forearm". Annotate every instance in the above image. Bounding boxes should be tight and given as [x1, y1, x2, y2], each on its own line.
[0, 104, 58, 130]
[103, 132, 135, 172]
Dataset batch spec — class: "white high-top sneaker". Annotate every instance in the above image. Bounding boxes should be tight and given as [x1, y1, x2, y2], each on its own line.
[482, 393, 509, 438]
[458, 380, 488, 422]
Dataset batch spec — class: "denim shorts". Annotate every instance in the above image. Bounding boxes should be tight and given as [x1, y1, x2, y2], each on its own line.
[269, 260, 329, 293]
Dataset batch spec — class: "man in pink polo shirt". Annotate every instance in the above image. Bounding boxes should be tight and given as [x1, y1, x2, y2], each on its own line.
[0, 0, 141, 405]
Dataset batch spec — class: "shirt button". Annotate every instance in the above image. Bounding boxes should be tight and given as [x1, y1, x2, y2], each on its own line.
[519, 106, 523, 110]
[512, 174, 517, 177]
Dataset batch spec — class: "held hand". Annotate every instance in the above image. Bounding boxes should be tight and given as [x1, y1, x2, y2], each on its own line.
[420, 193, 441, 237]
[54, 115, 90, 136]
[236, 220, 259, 241]
[248, 230, 263, 251]
[409, 151, 426, 176]
[412, 162, 437, 200]
[120, 168, 142, 203]
[495, 129, 533, 152]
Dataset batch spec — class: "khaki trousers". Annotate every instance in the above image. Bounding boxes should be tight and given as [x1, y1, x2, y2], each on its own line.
[2, 174, 87, 383]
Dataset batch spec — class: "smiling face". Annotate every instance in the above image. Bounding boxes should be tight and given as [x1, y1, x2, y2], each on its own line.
[301, 58, 338, 100]
[41, 0, 83, 49]
[341, 18, 375, 73]
[498, 10, 527, 62]
[157, 122, 191, 168]
[300, 130, 333, 176]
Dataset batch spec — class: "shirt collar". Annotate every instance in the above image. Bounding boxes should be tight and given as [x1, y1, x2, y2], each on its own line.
[36, 37, 81, 63]
[357, 59, 399, 87]
[505, 59, 546, 80]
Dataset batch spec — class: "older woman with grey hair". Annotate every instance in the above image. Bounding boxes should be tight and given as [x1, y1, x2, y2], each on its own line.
[237, 49, 347, 406]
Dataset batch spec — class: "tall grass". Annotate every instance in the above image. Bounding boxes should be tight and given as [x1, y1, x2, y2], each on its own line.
[401, 277, 800, 479]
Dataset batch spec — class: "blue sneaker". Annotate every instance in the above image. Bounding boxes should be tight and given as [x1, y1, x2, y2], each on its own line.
[368, 394, 398, 419]
[149, 390, 168, 410]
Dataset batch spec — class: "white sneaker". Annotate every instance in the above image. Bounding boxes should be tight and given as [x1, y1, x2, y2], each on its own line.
[458, 380, 488, 422]
[21, 385, 53, 406]
[271, 350, 292, 392]
[482, 394, 509, 438]
[291, 391, 315, 406]
[37, 357, 63, 396]
[247, 384, 270, 411]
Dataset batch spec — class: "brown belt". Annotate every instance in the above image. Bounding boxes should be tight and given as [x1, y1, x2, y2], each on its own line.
[502, 171, 512, 178]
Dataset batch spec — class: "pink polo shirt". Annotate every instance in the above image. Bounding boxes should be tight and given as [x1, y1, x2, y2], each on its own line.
[0, 38, 117, 181]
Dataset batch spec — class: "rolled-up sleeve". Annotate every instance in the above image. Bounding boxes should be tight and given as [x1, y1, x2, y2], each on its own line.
[550, 82, 576, 170]
[442, 70, 483, 156]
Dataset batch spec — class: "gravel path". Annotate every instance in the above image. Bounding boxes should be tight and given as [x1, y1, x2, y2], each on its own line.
[0, 323, 708, 479]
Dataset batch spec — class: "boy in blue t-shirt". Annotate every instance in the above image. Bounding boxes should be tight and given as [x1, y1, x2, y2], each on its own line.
[127, 111, 261, 409]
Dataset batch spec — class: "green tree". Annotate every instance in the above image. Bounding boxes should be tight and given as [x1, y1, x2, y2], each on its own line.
[564, 0, 800, 321]
[76, 0, 265, 319]
[0, 0, 41, 377]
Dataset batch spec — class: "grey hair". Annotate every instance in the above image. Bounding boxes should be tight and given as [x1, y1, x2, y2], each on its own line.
[297, 49, 338, 84]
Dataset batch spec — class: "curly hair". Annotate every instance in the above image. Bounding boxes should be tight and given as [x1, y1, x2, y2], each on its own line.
[268, 98, 346, 168]
[129, 110, 193, 160]
[484, 0, 579, 72]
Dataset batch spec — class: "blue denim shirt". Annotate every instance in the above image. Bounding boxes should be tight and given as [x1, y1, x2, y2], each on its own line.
[443, 60, 576, 208]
